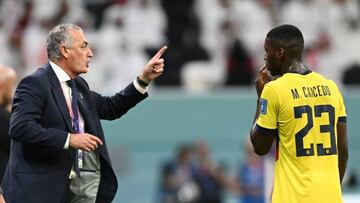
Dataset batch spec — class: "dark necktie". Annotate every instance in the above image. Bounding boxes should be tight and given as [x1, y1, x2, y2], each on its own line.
[67, 79, 81, 176]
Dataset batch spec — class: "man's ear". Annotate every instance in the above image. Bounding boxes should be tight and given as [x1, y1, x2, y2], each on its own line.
[59, 45, 69, 59]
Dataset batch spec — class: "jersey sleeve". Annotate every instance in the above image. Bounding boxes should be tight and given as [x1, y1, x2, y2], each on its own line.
[256, 84, 279, 132]
[329, 80, 347, 122]
[336, 85, 347, 121]
[338, 94, 347, 119]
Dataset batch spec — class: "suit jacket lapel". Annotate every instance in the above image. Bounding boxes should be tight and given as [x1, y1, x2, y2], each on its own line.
[44, 63, 73, 132]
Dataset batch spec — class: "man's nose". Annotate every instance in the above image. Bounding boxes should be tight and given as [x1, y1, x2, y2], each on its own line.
[88, 48, 94, 58]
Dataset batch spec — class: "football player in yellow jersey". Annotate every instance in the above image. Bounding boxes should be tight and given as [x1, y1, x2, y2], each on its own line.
[250, 24, 348, 203]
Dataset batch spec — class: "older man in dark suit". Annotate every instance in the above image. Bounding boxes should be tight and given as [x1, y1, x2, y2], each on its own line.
[3, 24, 167, 203]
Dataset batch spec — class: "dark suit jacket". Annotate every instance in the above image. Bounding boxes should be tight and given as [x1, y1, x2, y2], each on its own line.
[0, 105, 10, 185]
[3, 63, 147, 203]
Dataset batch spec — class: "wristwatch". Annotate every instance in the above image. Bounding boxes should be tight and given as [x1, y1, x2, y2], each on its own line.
[136, 76, 149, 87]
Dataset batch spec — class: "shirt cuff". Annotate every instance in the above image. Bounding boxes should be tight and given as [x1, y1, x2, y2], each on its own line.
[64, 133, 70, 149]
[133, 79, 148, 94]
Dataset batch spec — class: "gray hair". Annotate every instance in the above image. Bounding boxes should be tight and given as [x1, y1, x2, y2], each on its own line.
[46, 24, 82, 61]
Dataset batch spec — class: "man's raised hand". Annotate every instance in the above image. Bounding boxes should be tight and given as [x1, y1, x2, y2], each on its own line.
[140, 46, 168, 83]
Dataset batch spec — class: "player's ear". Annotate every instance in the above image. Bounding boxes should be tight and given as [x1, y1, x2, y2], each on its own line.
[277, 47, 285, 59]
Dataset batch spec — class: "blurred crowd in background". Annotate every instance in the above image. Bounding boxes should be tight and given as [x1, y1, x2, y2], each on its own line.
[157, 139, 267, 203]
[156, 138, 358, 203]
[1, 0, 360, 95]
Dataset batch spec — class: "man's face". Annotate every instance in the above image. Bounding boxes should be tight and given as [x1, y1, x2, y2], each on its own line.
[0, 72, 17, 106]
[264, 37, 281, 76]
[65, 29, 93, 77]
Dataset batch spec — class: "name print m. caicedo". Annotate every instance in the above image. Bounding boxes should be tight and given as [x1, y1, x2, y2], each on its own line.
[291, 85, 331, 100]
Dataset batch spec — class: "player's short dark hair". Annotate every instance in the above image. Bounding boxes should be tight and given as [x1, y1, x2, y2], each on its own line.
[266, 24, 304, 49]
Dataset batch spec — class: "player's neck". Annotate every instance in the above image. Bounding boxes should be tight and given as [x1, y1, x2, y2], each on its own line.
[285, 61, 309, 74]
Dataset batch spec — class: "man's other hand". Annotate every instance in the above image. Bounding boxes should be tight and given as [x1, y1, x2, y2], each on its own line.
[69, 133, 103, 152]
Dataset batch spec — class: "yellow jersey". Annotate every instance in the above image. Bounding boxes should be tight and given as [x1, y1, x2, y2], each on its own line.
[256, 71, 347, 203]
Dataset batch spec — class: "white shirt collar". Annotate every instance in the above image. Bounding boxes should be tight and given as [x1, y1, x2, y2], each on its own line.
[49, 61, 71, 83]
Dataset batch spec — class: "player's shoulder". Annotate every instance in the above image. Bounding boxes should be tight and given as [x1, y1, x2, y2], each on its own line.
[310, 71, 329, 80]
[311, 71, 339, 88]
[310, 72, 344, 100]
[264, 75, 286, 90]
[262, 79, 281, 99]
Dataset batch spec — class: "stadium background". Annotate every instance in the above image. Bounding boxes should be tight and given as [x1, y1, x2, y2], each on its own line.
[0, 0, 359, 202]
